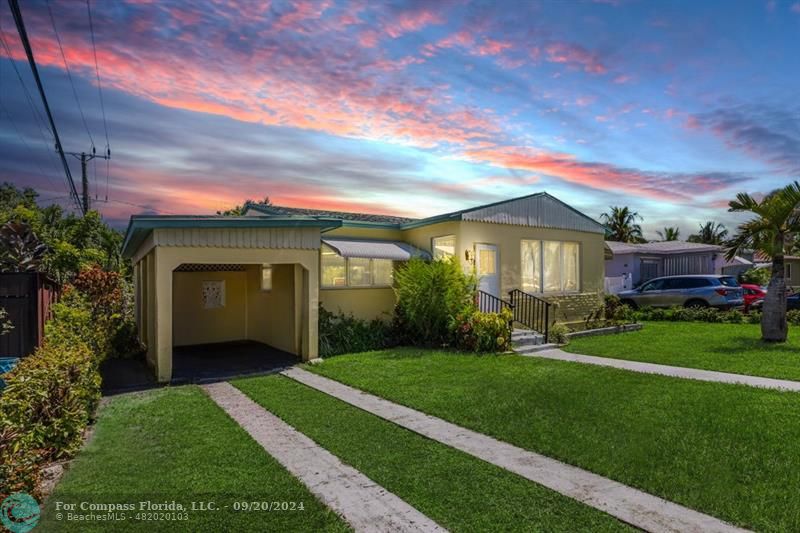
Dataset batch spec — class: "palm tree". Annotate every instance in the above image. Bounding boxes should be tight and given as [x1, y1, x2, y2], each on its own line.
[656, 226, 680, 241]
[726, 182, 800, 342]
[688, 221, 728, 245]
[600, 206, 645, 243]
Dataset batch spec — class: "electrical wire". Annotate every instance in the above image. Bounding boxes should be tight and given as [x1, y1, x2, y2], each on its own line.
[46, 0, 95, 148]
[86, 0, 111, 201]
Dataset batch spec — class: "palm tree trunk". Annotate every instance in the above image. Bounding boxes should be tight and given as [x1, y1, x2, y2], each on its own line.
[761, 254, 788, 342]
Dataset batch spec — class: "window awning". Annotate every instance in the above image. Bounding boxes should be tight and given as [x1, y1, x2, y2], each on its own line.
[322, 238, 431, 261]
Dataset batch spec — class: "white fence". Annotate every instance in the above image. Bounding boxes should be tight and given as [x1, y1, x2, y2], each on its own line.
[604, 274, 632, 295]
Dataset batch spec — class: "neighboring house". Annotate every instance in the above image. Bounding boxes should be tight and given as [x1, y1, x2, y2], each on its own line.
[605, 240, 724, 289]
[122, 192, 606, 382]
[753, 253, 800, 289]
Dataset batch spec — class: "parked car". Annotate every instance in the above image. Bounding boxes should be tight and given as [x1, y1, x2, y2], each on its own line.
[618, 275, 744, 310]
[741, 283, 767, 311]
[749, 293, 800, 312]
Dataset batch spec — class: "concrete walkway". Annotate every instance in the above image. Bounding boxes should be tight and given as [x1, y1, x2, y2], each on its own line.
[527, 348, 800, 392]
[283, 367, 748, 533]
[203, 382, 446, 533]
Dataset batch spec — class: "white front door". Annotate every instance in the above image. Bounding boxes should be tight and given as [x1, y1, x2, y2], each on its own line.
[475, 243, 500, 297]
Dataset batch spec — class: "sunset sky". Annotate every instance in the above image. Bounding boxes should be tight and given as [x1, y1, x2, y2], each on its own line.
[1, 0, 799, 237]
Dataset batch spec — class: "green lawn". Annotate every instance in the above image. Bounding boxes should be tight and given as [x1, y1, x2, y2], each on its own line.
[565, 322, 800, 381]
[39, 386, 348, 532]
[234, 375, 630, 532]
[308, 348, 800, 532]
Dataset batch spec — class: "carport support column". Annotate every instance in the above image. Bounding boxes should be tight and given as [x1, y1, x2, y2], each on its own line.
[305, 262, 319, 361]
[153, 247, 173, 382]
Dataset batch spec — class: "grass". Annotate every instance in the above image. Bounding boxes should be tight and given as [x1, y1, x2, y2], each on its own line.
[308, 347, 800, 532]
[565, 321, 800, 381]
[39, 386, 349, 532]
[234, 374, 629, 532]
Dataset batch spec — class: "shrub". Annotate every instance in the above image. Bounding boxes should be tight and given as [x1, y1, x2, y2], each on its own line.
[0, 302, 101, 499]
[585, 295, 636, 329]
[0, 264, 129, 498]
[454, 308, 513, 352]
[739, 267, 771, 286]
[319, 305, 394, 357]
[788, 310, 800, 326]
[394, 257, 476, 346]
[633, 306, 752, 325]
[548, 323, 570, 345]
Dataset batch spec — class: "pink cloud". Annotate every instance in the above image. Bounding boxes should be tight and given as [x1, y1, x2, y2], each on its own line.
[386, 9, 443, 38]
[544, 42, 607, 74]
[612, 74, 632, 84]
[476, 38, 512, 56]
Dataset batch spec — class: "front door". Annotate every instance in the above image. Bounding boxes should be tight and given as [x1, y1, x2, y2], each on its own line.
[475, 243, 500, 297]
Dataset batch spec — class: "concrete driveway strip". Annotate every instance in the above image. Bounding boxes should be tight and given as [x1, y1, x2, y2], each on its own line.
[282, 367, 749, 533]
[203, 382, 447, 533]
[529, 349, 800, 392]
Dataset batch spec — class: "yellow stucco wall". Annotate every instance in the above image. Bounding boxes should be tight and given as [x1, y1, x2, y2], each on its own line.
[455, 221, 605, 296]
[401, 220, 604, 296]
[246, 264, 298, 353]
[320, 287, 396, 321]
[172, 270, 248, 346]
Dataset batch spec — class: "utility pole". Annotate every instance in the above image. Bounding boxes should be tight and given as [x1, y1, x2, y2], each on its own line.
[67, 147, 110, 212]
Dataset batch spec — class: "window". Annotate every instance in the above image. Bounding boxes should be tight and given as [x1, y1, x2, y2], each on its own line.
[521, 240, 580, 293]
[321, 245, 394, 288]
[261, 265, 272, 291]
[478, 248, 496, 275]
[348, 257, 372, 286]
[432, 235, 455, 260]
[641, 279, 665, 292]
[665, 278, 709, 290]
[719, 276, 740, 287]
[321, 245, 347, 287]
[787, 264, 793, 279]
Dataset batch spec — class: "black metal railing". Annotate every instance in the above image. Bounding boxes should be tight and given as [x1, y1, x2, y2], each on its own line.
[508, 289, 552, 340]
[476, 290, 515, 320]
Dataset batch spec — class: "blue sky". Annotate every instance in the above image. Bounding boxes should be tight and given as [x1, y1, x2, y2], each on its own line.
[1, 0, 798, 237]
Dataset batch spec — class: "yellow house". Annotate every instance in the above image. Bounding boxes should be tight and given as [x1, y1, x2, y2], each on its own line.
[122, 192, 606, 382]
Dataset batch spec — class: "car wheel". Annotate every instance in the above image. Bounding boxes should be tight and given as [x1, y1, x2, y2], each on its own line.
[684, 299, 709, 308]
[620, 299, 637, 309]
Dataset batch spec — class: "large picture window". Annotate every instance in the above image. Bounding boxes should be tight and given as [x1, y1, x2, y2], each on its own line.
[521, 240, 580, 293]
[321, 245, 394, 288]
[432, 235, 455, 260]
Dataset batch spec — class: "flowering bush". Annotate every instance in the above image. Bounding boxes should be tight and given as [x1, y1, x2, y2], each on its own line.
[454, 308, 513, 352]
[548, 323, 571, 344]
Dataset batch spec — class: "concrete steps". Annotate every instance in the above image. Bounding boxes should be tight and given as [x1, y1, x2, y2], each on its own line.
[511, 328, 551, 354]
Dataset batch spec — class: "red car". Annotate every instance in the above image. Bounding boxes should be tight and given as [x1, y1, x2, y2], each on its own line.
[741, 284, 766, 311]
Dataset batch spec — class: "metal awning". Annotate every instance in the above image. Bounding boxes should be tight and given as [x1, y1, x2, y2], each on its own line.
[321, 238, 431, 261]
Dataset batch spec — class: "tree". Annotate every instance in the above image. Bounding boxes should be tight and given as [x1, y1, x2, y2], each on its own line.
[217, 196, 271, 216]
[656, 227, 680, 241]
[726, 182, 800, 342]
[599, 206, 645, 243]
[0, 183, 127, 282]
[688, 221, 728, 245]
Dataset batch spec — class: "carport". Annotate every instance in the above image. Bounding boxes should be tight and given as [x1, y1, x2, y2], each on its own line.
[122, 216, 341, 382]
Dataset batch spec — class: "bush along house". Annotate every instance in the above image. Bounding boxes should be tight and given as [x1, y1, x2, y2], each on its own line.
[121, 192, 607, 381]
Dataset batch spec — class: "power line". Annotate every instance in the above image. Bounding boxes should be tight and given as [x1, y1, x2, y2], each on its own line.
[46, 0, 94, 148]
[85, 0, 108, 147]
[7, 0, 83, 214]
[0, 21, 72, 200]
[0, 98, 61, 191]
[86, 0, 111, 201]
[0, 23, 52, 139]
